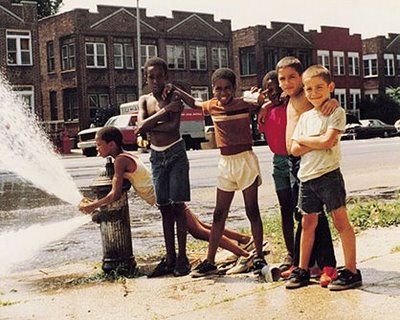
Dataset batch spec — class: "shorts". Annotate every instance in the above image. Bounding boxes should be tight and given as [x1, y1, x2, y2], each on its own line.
[150, 140, 190, 206]
[272, 154, 291, 191]
[217, 150, 262, 192]
[298, 169, 346, 215]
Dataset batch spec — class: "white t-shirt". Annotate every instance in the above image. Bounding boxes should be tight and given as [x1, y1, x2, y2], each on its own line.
[292, 107, 346, 182]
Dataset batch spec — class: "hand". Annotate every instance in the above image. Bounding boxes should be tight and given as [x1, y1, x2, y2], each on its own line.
[321, 98, 340, 116]
[165, 100, 183, 113]
[78, 197, 96, 214]
[162, 83, 174, 100]
[257, 103, 269, 125]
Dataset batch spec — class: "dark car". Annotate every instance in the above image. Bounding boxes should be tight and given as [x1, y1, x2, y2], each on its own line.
[346, 119, 398, 139]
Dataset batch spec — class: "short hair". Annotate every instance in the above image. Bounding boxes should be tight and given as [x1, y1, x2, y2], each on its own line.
[211, 68, 236, 87]
[302, 65, 332, 84]
[262, 70, 278, 90]
[97, 126, 123, 148]
[144, 57, 168, 75]
[276, 56, 303, 75]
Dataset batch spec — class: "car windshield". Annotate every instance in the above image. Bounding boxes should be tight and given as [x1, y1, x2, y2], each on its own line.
[104, 115, 134, 127]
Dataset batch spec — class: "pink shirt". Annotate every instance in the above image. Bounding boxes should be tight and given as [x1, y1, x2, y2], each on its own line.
[258, 102, 288, 156]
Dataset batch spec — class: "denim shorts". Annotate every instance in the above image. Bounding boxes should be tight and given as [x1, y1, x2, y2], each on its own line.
[298, 169, 346, 215]
[150, 140, 190, 206]
[272, 154, 291, 191]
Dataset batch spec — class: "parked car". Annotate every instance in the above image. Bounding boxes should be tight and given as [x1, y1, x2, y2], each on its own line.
[395, 119, 400, 133]
[77, 114, 137, 157]
[347, 119, 398, 139]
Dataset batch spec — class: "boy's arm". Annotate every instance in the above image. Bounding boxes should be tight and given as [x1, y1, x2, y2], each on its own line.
[296, 128, 340, 150]
[290, 139, 313, 157]
[79, 158, 127, 214]
[163, 84, 203, 109]
[320, 98, 340, 116]
[151, 110, 181, 132]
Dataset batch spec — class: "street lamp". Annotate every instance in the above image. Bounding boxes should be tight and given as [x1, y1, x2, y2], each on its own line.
[136, 0, 142, 97]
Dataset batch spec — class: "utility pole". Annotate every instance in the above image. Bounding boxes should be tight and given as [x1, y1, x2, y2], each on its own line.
[136, 0, 142, 97]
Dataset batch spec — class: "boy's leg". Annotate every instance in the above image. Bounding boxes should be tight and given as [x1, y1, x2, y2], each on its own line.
[242, 178, 264, 259]
[332, 206, 356, 273]
[298, 214, 318, 270]
[206, 188, 234, 264]
[314, 213, 337, 268]
[159, 205, 177, 265]
[173, 202, 187, 259]
[276, 188, 295, 261]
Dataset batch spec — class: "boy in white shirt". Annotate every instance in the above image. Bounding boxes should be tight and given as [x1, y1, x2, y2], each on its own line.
[287, 65, 362, 291]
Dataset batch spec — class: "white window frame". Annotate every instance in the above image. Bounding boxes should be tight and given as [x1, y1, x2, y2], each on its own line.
[334, 88, 347, 109]
[191, 86, 209, 102]
[384, 53, 395, 76]
[6, 30, 32, 66]
[167, 45, 185, 70]
[211, 47, 228, 69]
[140, 44, 158, 67]
[189, 45, 207, 70]
[13, 85, 34, 112]
[349, 89, 361, 112]
[397, 55, 400, 77]
[348, 52, 360, 76]
[363, 54, 378, 77]
[61, 39, 75, 71]
[317, 50, 330, 70]
[365, 89, 378, 101]
[333, 51, 345, 76]
[124, 43, 134, 69]
[114, 43, 124, 69]
[86, 42, 107, 68]
[240, 47, 256, 76]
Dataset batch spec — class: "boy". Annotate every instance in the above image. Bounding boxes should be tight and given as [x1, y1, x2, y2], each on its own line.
[268, 56, 338, 287]
[288, 65, 362, 291]
[168, 68, 268, 277]
[79, 127, 253, 272]
[135, 57, 191, 277]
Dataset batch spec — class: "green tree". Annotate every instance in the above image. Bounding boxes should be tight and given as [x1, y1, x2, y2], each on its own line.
[387, 86, 400, 104]
[359, 94, 400, 124]
[12, 0, 63, 19]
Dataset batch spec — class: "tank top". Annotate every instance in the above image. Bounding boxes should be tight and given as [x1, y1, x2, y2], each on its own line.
[116, 153, 156, 206]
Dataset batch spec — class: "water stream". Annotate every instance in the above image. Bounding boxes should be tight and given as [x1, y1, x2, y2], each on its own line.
[0, 74, 88, 274]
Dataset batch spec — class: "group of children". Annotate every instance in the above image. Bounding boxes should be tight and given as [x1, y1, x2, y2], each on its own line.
[79, 55, 362, 291]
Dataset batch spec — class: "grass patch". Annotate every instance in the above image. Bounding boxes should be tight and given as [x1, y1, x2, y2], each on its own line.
[391, 246, 400, 254]
[0, 300, 19, 307]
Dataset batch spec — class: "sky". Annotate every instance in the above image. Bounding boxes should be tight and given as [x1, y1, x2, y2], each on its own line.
[60, 0, 400, 39]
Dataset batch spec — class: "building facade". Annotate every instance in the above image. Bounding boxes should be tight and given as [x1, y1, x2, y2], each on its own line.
[38, 5, 232, 136]
[362, 34, 400, 99]
[0, 0, 41, 115]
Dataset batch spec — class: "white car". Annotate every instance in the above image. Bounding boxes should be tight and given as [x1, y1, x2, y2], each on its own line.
[395, 119, 400, 133]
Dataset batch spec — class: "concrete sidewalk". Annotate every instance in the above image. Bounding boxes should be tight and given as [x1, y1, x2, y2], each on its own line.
[1, 226, 399, 320]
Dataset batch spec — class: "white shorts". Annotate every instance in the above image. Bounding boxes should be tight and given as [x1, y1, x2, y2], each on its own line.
[217, 150, 262, 192]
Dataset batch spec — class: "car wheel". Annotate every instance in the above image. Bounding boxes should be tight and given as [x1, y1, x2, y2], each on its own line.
[383, 131, 389, 138]
[83, 147, 97, 157]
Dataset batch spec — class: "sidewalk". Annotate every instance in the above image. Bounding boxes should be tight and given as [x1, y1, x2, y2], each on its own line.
[1, 226, 399, 319]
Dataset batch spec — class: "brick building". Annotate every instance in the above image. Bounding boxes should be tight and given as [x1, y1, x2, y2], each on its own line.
[38, 5, 232, 136]
[0, 0, 41, 115]
[311, 26, 364, 117]
[232, 22, 313, 93]
[362, 33, 400, 99]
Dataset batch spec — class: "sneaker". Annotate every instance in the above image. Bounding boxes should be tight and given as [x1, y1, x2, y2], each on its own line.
[279, 254, 293, 273]
[285, 267, 310, 289]
[328, 268, 362, 291]
[147, 257, 174, 278]
[320, 266, 338, 287]
[253, 257, 268, 275]
[280, 265, 296, 279]
[226, 253, 255, 275]
[173, 256, 191, 277]
[190, 260, 218, 278]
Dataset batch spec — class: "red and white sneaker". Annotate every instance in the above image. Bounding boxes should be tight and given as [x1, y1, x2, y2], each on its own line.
[320, 266, 338, 287]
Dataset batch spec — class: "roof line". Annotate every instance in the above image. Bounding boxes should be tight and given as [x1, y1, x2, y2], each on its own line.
[268, 24, 311, 44]
[0, 5, 24, 22]
[167, 13, 223, 36]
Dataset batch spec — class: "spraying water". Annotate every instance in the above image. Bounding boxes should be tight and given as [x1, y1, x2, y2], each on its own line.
[0, 75, 82, 206]
[0, 74, 90, 274]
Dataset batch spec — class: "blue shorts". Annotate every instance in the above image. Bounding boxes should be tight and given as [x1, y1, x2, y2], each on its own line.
[298, 169, 346, 215]
[150, 140, 190, 206]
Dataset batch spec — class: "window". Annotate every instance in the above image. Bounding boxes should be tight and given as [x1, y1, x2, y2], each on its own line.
[86, 42, 107, 68]
[397, 55, 400, 76]
[363, 54, 378, 77]
[384, 53, 395, 76]
[61, 38, 75, 71]
[317, 50, 330, 70]
[240, 47, 256, 76]
[365, 89, 378, 101]
[63, 89, 78, 121]
[50, 91, 58, 120]
[298, 50, 311, 69]
[88, 93, 109, 121]
[349, 89, 361, 111]
[6, 30, 32, 66]
[333, 51, 345, 76]
[13, 86, 34, 111]
[348, 52, 360, 76]
[116, 93, 137, 106]
[189, 45, 207, 70]
[167, 45, 185, 69]
[124, 44, 134, 69]
[211, 47, 228, 69]
[114, 44, 123, 68]
[114, 41, 134, 69]
[191, 86, 209, 102]
[140, 44, 157, 67]
[265, 49, 278, 71]
[47, 41, 55, 73]
[334, 88, 346, 108]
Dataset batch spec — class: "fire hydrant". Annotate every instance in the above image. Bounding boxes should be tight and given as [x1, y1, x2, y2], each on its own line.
[90, 157, 136, 275]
